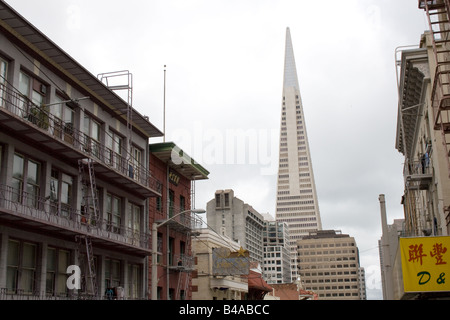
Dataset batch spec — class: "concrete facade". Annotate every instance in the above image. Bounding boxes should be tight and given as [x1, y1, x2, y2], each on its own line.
[207, 189, 265, 266]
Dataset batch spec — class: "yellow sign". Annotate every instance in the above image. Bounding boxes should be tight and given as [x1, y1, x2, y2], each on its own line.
[399, 236, 450, 293]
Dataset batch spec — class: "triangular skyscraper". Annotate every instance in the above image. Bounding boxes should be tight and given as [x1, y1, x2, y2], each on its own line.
[276, 28, 322, 280]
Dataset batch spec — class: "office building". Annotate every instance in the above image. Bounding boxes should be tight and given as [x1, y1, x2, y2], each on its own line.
[262, 217, 292, 284]
[206, 189, 265, 266]
[275, 27, 322, 278]
[297, 230, 362, 300]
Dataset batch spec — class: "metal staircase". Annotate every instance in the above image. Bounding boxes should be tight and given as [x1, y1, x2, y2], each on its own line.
[420, 0, 450, 176]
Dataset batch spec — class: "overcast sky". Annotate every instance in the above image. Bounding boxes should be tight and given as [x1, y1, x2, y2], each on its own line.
[5, 0, 429, 300]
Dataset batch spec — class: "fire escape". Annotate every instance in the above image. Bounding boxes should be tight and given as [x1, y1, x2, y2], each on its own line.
[420, 0, 450, 176]
[420, 0, 450, 228]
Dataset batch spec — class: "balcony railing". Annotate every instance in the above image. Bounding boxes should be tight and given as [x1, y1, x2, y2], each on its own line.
[0, 84, 161, 195]
[0, 288, 147, 300]
[169, 254, 195, 271]
[156, 204, 203, 232]
[403, 158, 433, 190]
[0, 184, 150, 251]
[403, 158, 432, 177]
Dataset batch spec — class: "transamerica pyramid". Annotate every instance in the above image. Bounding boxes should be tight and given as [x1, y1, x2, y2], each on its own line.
[276, 28, 322, 279]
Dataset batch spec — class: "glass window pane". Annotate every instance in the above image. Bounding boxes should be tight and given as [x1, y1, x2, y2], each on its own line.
[22, 243, 36, 268]
[31, 90, 43, 106]
[0, 59, 7, 85]
[64, 106, 74, 124]
[91, 120, 99, 141]
[13, 154, 24, 179]
[113, 197, 120, 214]
[50, 97, 62, 119]
[83, 115, 89, 135]
[27, 160, 39, 184]
[18, 72, 30, 96]
[7, 240, 19, 266]
[107, 194, 112, 212]
[47, 248, 56, 271]
[21, 269, 34, 293]
[61, 182, 70, 204]
[58, 250, 69, 272]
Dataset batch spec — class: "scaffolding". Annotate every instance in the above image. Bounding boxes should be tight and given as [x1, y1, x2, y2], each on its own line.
[97, 70, 134, 157]
[419, 0, 450, 177]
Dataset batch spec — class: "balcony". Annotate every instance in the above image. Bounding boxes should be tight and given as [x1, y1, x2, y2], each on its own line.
[0, 184, 151, 256]
[155, 205, 203, 234]
[403, 158, 433, 190]
[168, 254, 195, 271]
[0, 85, 161, 198]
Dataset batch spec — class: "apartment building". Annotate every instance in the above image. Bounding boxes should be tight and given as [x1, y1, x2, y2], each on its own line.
[297, 230, 362, 300]
[262, 218, 292, 284]
[148, 142, 209, 300]
[395, 7, 450, 240]
[388, 1, 450, 300]
[0, 1, 163, 299]
[207, 189, 265, 266]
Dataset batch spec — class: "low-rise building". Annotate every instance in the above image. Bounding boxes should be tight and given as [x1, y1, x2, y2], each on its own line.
[148, 142, 209, 300]
[191, 228, 248, 300]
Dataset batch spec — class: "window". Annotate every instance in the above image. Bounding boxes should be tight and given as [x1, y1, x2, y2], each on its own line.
[18, 71, 48, 128]
[46, 248, 70, 296]
[169, 189, 174, 217]
[105, 258, 121, 289]
[12, 153, 41, 208]
[50, 94, 74, 144]
[7, 240, 37, 294]
[128, 203, 141, 244]
[180, 195, 186, 212]
[107, 193, 121, 233]
[50, 169, 73, 217]
[127, 264, 140, 299]
[130, 146, 142, 181]
[224, 193, 230, 207]
[0, 57, 7, 106]
[106, 130, 123, 170]
[83, 114, 101, 158]
[215, 194, 221, 207]
[156, 195, 162, 213]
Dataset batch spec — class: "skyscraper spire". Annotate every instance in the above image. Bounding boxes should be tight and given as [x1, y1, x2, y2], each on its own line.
[283, 27, 299, 89]
[276, 27, 322, 280]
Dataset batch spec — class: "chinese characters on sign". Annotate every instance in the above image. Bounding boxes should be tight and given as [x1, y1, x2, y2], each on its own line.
[400, 236, 449, 293]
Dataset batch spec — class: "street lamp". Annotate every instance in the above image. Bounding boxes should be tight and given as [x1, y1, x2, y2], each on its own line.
[151, 208, 206, 300]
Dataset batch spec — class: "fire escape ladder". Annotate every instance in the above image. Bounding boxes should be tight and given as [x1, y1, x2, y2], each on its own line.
[421, 0, 450, 176]
[77, 158, 100, 298]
